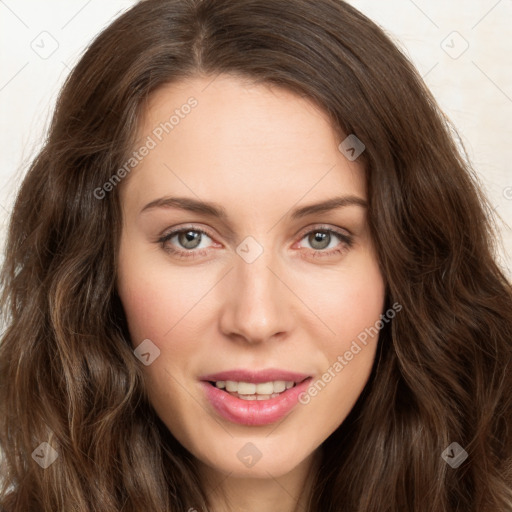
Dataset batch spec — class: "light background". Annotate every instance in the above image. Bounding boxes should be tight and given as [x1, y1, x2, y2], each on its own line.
[0, 0, 511, 276]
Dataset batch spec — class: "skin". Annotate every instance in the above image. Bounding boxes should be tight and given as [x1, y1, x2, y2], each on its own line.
[116, 74, 386, 512]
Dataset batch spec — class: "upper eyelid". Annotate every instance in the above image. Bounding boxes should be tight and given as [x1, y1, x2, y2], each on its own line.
[160, 225, 214, 241]
[295, 224, 352, 239]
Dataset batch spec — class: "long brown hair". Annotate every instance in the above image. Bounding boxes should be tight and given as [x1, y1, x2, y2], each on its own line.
[1, 0, 511, 510]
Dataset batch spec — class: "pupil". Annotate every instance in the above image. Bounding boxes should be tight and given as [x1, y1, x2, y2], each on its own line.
[310, 231, 330, 250]
[179, 231, 201, 249]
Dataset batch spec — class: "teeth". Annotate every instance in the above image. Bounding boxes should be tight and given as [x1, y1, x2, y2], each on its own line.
[214, 380, 296, 395]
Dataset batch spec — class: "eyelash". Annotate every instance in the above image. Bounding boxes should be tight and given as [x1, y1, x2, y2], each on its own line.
[157, 225, 353, 260]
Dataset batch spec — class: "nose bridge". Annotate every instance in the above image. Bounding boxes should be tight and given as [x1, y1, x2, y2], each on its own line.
[219, 241, 292, 343]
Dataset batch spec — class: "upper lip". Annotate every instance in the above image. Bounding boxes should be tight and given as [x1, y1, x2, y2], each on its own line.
[199, 368, 313, 384]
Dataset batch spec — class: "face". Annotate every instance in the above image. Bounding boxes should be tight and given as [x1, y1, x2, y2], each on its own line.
[116, 74, 386, 479]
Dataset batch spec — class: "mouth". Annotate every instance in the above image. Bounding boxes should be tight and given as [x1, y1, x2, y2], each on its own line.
[205, 378, 308, 401]
[200, 376, 313, 426]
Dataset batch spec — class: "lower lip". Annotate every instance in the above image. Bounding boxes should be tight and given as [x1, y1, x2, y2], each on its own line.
[200, 378, 312, 426]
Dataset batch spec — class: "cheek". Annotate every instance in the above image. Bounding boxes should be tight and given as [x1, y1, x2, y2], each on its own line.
[117, 247, 182, 347]
[297, 262, 385, 431]
[339, 267, 385, 340]
[117, 272, 162, 346]
[302, 256, 386, 346]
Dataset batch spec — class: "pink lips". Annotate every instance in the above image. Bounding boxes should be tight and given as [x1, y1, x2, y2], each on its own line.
[199, 368, 313, 426]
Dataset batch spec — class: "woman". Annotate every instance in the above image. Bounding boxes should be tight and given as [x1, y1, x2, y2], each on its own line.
[1, 0, 511, 510]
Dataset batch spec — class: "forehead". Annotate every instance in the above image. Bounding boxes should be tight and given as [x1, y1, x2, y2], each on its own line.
[121, 74, 366, 210]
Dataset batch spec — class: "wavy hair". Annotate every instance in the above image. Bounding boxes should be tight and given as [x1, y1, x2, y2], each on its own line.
[1, 0, 511, 510]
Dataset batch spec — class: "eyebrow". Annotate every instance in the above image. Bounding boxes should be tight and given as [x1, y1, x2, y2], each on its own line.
[140, 195, 367, 219]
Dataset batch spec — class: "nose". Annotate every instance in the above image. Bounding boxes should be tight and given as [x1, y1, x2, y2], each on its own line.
[218, 249, 294, 345]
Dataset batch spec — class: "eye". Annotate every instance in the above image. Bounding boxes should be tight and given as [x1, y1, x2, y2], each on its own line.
[297, 226, 353, 258]
[158, 227, 218, 259]
[157, 224, 353, 260]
